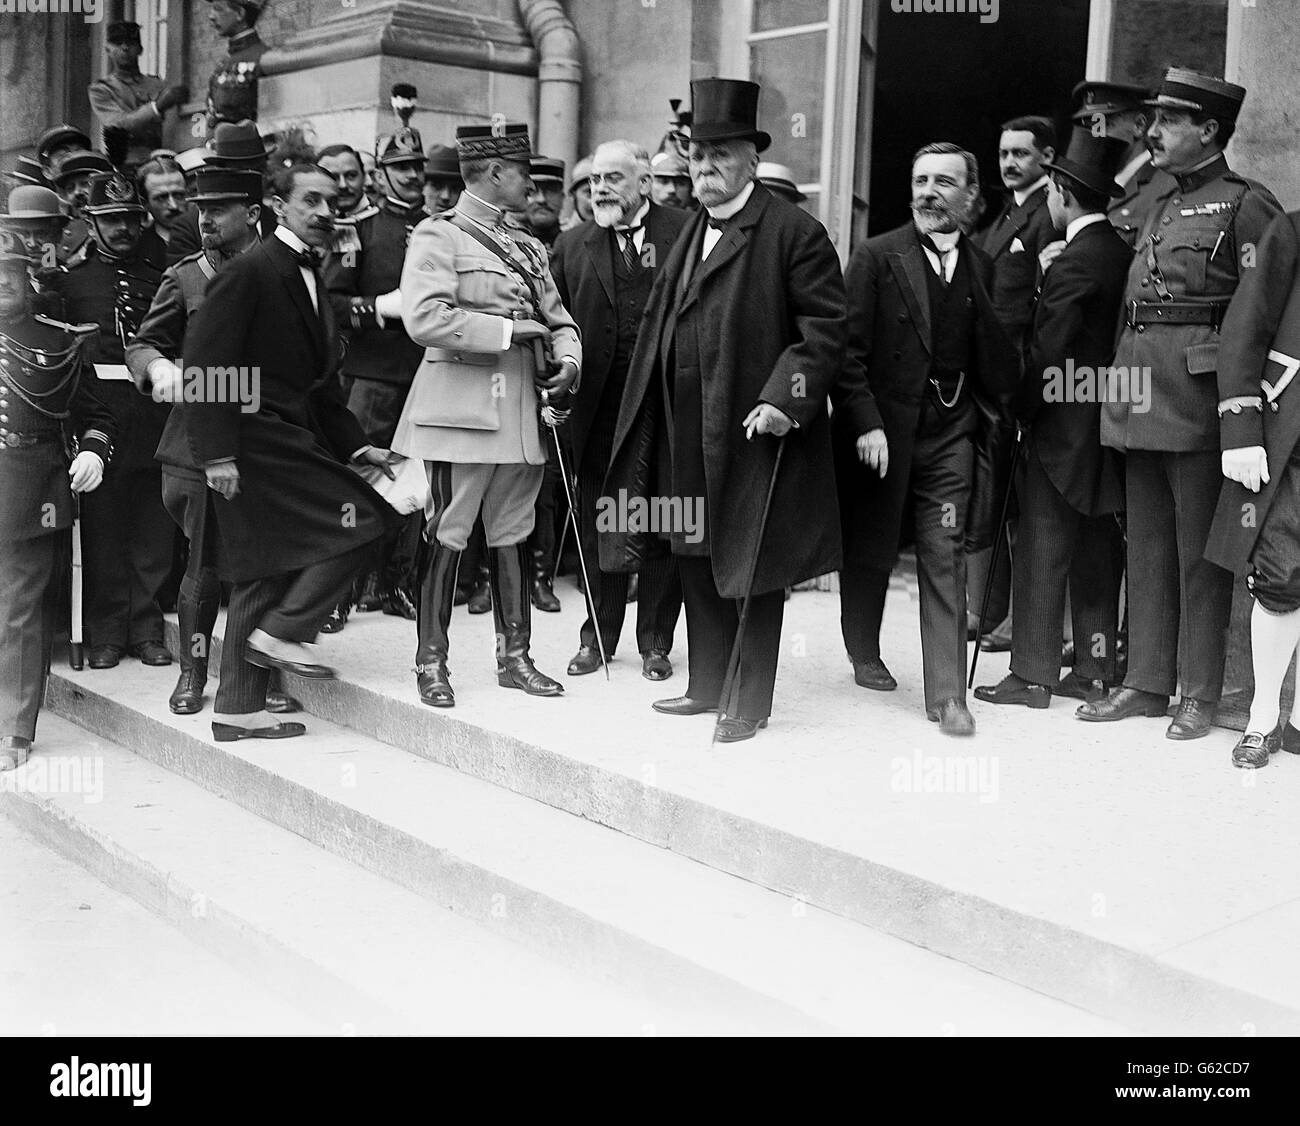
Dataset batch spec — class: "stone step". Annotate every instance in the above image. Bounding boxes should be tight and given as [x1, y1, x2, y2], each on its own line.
[43, 661, 1123, 1035]
[130, 591, 1300, 1036]
[2, 715, 697, 1035]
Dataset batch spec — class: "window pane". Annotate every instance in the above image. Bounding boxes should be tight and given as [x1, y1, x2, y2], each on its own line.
[749, 31, 826, 186]
[753, 0, 829, 32]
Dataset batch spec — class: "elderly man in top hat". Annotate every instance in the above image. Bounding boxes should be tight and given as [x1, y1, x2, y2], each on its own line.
[601, 78, 849, 743]
[1078, 68, 1283, 740]
[88, 20, 189, 171]
[392, 122, 581, 709]
[975, 128, 1132, 711]
[0, 226, 115, 771]
[423, 144, 465, 217]
[318, 127, 430, 630]
[205, 1, 269, 132]
[59, 171, 172, 671]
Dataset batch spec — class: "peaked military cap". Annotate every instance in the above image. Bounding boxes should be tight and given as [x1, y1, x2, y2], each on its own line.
[37, 124, 92, 163]
[528, 155, 565, 185]
[52, 151, 113, 186]
[190, 168, 262, 203]
[1070, 80, 1153, 122]
[455, 123, 531, 163]
[1146, 68, 1247, 124]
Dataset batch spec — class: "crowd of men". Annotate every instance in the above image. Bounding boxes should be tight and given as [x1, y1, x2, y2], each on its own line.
[3, 44, 1299, 772]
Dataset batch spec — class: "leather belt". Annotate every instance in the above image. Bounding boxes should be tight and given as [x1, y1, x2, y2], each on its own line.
[1126, 300, 1229, 330]
[0, 430, 58, 449]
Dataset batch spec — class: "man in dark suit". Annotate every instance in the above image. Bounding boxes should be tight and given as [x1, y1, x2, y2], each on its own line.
[551, 139, 687, 682]
[180, 163, 396, 742]
[976, 129, 1132, 711]
[601, 78, 848, 743]
[835, 142, 1016, 736]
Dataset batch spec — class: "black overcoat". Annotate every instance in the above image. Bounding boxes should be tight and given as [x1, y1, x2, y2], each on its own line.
[599, 184, 846, 598]
[833, 222, 1017, 573]
[175, 235, 392, 582]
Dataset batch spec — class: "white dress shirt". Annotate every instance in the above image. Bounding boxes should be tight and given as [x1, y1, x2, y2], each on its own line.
[1013, 176, 1050, 208]
[616, 199, 650, 258]
[702, 180, 755, 260]
[274, 225, 319, 315]
[1065, 212, 1109, 244]
[920, 228, 962, 283]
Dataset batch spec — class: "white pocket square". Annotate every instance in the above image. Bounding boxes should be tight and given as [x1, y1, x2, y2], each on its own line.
[1009, 238, 1026, 254]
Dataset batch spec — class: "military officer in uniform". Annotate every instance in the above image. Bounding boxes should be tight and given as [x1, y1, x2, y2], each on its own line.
[87, 20, 189, 170]
[60, 172, 172, 671]
[393, 122, 581, 709]
[205, 1, 268, 133]
[1205, 208, 1300, 767]
[0, 228, 115, 769]
[1078, 68, 1283, 739]
[321, 128, 430, 628]
[126, 166, 299, 717]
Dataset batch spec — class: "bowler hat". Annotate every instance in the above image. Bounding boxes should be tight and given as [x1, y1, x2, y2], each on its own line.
[83, 172, 146, 215]
[455, 123, 531, 164]
[0, 227, 32, 266]
[756, 161, 806, 202]
[1042, 127, 1128, 199]
[37, 124, 92, 163]
[206, 121, 268, 167]
[529, 155, 565, 185]
[1146, 68, 1246, 124]
[190, 168, 262, 204]
[52, 151, 113, 186]
[377, 127, 425, 167]
[1071, 80, 1152, 122]
[688, 78, 771, 153]
[423, 144, 463, 182]
[0, 186, 70, 228]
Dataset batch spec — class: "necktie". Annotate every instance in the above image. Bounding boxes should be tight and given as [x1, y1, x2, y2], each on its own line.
[617, 225, 642, 272]
[707, 215, 729, 231]
[931, 241, 952, 285]
[293, 246, 322, 270]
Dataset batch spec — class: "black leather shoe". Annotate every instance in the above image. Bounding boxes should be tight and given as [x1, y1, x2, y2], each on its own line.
[381, 585, 418, 620]
[130, 640, 173, 666]
[245, 641, 335, 679]
[531, 575, 561, 613]
[1075, 686, 1169, 723]
[1167, 696, 1215, 740]
[169, 668, 206, 714]
[652, 696, 716, 716]
[567, 645, 604, 676]
[1231, 728, 1281, 769]
[1054, 671, 1108, 703]
[714, 716, 767, 743]
[491, 543, 564, 697]
[319, 603, 349, 634]
[978, 631, 1012, 653]
[852, 657, 897, 691]
[211, 721, 306, 742]
[641, 649, 672, 681]
[88, 645, 123, 669]
[974, 673, 1050, 709]
[264, 691, 302, 714]
[354, 571, 383, 612]
[416, 661, 455, 708]
[1282, 723, 1300, 755]
[929, 697, 975, 736]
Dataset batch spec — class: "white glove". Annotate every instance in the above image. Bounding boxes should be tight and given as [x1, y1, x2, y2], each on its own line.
[69, 451, 105, 493]
[374, 289, 403, 325]
[1222, 446, 1269, 493]
[148, 359, 185, 403]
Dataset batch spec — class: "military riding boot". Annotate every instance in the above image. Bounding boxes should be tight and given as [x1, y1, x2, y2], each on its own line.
[169, 591, 217, 715]
[415, 537, 460, 708]
[490, 543, 564, 697]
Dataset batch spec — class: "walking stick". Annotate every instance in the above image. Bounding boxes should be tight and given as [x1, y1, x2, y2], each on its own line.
[541, 386, 610, 680]
[714, 435, 787, 747]
[967, 426, 1023, 690]
[69, 499, 84, 670]
[553, 505, 574, 586]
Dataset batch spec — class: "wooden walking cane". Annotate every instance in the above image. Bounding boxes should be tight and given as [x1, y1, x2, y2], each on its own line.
[69, 497, 85, 670]
[967, 427, 1023, 690]
[714, 435, 787, 748]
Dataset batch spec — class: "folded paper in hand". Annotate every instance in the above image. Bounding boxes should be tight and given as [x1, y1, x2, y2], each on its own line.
[352, 454, 428, 516]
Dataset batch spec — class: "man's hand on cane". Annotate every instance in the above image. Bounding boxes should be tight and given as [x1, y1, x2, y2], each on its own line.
[68, 451, 104, 493]
[743, 402, 794, 439]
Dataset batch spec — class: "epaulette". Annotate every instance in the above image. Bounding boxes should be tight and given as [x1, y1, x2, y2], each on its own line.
[174, 249, 207, 266]
[33, 313, 98, 336]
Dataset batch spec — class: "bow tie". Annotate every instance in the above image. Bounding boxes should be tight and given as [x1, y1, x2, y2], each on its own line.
[707, 215, 732, 231]
[292, 246, 322, 269]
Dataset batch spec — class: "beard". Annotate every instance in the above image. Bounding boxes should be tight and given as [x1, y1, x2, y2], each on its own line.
[592, 196, 631, 228]
[911, 198, 960, 235]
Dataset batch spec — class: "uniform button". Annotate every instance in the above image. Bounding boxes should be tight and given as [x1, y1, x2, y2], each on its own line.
[0, 415, 7, 422]
[1137, 325, 1145, 334]
[1163, 216, 1172, 225]
[897, 314, 907, 323]
[1151, 235, 1162, 244]
[1121, 208, 1131, 217]
[1141, 279, 1150, 287]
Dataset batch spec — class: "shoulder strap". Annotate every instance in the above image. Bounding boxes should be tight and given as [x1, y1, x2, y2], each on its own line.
[444, 213, 543, 320]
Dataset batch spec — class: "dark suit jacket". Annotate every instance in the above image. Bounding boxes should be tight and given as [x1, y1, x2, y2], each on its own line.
[1021, 218, 1131, 516]
[601, 183, 847, 597]
[177, 234, 392, 581]
[166, 203, 277, 265]
[977, 183, 1056, 346]
[834, 222, 1017, 571]
[550, 202, 690, 471]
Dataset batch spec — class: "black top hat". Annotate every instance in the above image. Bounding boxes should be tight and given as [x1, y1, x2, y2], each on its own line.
[1070, 80, 1152, 122]
[206, 121, 267, 167]
[83, 172, 146, 215]
[1146, 68, 1246, 124]
[455, 123, 532, 163]
[52, 151, 113, 186]
[190, 168, 262, 204]
[528, 155, 565, 185]
[106, 20, 142, 44]
[423, 144, 463, 182]
[377, 128, 425, 167]
[688, 78, 771, 152]
[37, 124, 92, 162]
[1042, 127, 1128, 199]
